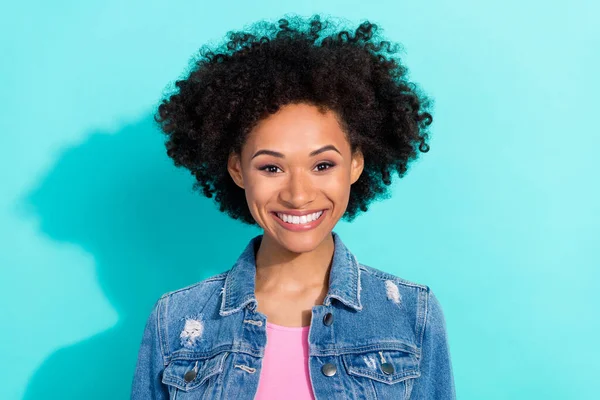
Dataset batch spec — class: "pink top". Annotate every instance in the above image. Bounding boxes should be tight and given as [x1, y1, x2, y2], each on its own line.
[255, 322, 315, 400]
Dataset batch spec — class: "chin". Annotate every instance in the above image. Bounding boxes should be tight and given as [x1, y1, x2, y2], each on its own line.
[273, 229, 332, 253]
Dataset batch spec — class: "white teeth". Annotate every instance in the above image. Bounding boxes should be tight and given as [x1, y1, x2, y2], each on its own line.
[276, 210, 323, 224]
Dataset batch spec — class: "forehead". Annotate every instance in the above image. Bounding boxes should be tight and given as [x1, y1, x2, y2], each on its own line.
[244, 103, 349, 154]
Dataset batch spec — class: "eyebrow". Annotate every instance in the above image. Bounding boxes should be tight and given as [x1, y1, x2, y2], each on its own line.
[251, 144, 341, 160]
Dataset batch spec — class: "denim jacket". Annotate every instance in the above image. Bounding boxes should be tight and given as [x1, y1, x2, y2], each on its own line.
[131, 231, 455, 399]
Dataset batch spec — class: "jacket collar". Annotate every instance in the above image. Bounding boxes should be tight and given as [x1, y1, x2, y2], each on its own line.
[219, 231, 363, 316]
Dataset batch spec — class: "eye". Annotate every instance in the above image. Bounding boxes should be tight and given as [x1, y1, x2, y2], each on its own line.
[257, 162, 336, 175]
[315, 162, 335, 172]
[258, 165, 282, 174]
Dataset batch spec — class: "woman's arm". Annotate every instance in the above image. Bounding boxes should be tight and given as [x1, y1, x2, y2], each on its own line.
[411, 290, 456, 399]
[130, 298, 170, 400]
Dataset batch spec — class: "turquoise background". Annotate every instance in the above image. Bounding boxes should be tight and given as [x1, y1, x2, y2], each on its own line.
[1, 1, 598, 398]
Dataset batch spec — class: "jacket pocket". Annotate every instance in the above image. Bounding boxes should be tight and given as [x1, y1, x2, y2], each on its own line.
[342, 349, 420, 399]
[161, 351, 229, 399]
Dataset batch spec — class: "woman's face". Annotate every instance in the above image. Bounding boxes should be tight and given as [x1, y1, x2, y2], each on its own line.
[227, 102, 364, 254]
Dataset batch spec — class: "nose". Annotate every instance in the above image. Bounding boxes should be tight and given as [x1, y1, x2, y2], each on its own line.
[279, 168, 316, 207]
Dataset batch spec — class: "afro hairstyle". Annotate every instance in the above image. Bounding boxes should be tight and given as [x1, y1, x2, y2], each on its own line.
[155, 14, 434, 226]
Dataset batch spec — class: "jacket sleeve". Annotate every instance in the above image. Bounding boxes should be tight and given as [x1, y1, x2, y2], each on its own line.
[411, 289, 456, 399]
[131, 297, 170, 400]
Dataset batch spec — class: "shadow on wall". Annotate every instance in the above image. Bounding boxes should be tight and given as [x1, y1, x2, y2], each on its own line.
[21, 115, 258, 399]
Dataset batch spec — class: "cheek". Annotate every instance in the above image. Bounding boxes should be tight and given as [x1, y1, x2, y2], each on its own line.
[243, 187, 268, 226]
[244, 179, 275, 206]
[324, 171, 351, 197]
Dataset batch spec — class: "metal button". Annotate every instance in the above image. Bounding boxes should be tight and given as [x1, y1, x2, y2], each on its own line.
[381, 362, 395, 375]
[323, 312, 334, 326]
[184, 369, 197, 382]
[321, 363, 337, 377]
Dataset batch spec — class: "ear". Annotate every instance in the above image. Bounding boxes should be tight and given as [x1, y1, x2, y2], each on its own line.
[227, 152, 245, 189]
[350, 148, 364, 185]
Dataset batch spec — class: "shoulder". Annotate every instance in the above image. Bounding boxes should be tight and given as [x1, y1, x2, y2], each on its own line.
[359, 262, 445, 310]
[156, 270, 229, 306]
[143, 271, 231, 358]
[358, 262, 433, 310]
[358, 263, 447, 338]
[359, 262, 430, 291]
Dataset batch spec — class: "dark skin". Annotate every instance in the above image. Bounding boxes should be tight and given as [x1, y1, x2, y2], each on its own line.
[227, 103, 364, 327]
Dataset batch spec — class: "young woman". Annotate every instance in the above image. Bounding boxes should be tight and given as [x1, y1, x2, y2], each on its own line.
[131, 14, 455, 400]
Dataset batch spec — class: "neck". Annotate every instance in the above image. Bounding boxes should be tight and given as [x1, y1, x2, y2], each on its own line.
[254, 232, 334, 294]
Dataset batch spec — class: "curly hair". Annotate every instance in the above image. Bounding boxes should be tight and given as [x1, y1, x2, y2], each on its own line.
[155, 14, 433, 226]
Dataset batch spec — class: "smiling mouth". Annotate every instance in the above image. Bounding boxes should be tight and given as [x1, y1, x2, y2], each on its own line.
[272, 209, 326, 225]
